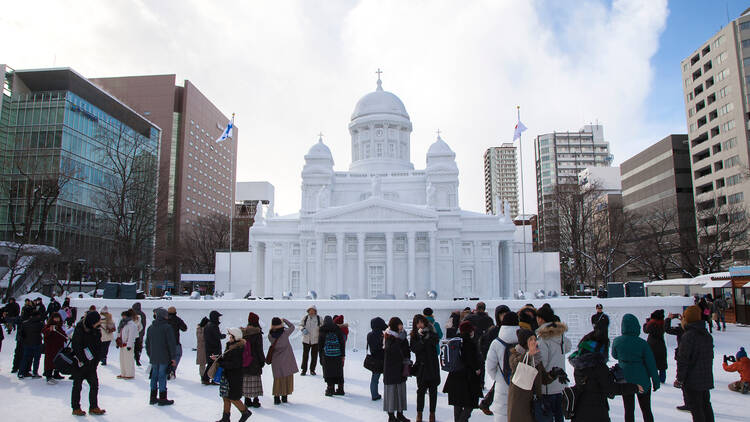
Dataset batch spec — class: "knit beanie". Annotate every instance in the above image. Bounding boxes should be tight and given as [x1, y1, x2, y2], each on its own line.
[501, 312, 519, 326]
[227, 327, 243, 341]
[167, 306, 177, 314]
[271, 317, 282, 327]
[516, 328, 536, 349]
[459, 320, 474, 335]
[423, 307, 434, 317]
[333, 315, 344, 324]
[682, 305, 701, 324]
[247, 312, 259, 326]
[737, 347, 748, 360]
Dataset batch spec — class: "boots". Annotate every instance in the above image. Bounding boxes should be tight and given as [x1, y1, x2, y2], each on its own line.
[429, 412, 435, 422]
[215, 412, 230, 422]
[325, 384, 334, 396]
[238, 409, 252, 422]
[334, 384, 345, 396]
[72, 409, 86, 416]
[416, 411, 423, 422]
[149, 389, 158, 405]
[396, 412, 410, 422]
[274, 396, 281, 405]
[250, 397, 261, 408]
[281, 395, 288, 403]
[388, 413, 398, 422]
[245, 397, 252, 408]
[89, 407, 106, 415]
[158, 390, 174, 406]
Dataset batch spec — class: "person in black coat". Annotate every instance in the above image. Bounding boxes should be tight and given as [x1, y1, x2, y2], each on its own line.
[383, 317, 411, 422]
[47, 298, 61, 320]
[145, 308, 177, 406]
[18, 311, 44, 378]
[445, 311, 461, 339]
[3, 297, 20, 334]
[569, 332, 641, 422]
[131, 302, 147, 366]
[203, 310, 226, 384]
[591, 304, 609, 333]
[643, 309, 668, 384]
[665, 313, 689, 411]
[166, 306, 187, 377]
[410, 314, 441, 422]
[241, 312, 265, 409]
[70, 311, 106, 416]
[319, 315, 346, 396]
[674, 305, 715, 422]
[214, 328, 252, 422]
[443, 320, 483, 422]
[367, 317, 387, 401]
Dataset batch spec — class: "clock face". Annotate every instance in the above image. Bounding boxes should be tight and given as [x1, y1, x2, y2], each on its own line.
[376, 129, 384, 137]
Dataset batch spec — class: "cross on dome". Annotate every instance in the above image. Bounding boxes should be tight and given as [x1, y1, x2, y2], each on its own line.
[318, 132, 324, 142]
[436, 129, 442, 139]
[375, 68, 383, 91]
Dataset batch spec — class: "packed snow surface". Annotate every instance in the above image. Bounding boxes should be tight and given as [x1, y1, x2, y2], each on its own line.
[1, 309, 748, 421]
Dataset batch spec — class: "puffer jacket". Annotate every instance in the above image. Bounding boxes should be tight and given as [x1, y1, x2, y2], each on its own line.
[299, 311, 321, 345]
[99, 312, 116, 343]
[485, 325, 518, 417]
[612, 314, 660, 392]
[723, 357, 750, 383]
[536, 321, 572, 395]
[145, 308, 177, 365]
[676, 321, 714, 391]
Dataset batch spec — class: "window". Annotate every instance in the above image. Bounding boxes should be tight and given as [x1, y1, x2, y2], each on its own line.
[462, 242, 473, 257]
[481, 242, 492, 257]
[725, 155, 740, 168]
[716, 68, 730, 81]
[717, 85, 731, 99]
[376, 143, 383, 157]
[416, 234, 428, 253]
[439, 240, 451, 256]
[741, 21, 750, 31]
[717, 51, 728, 64]
[742, 39, 750, 48]
[729, 192, 744, 204]
[718, 102, 734, 116]
[291, 243, 300, 256]
[723, 137, 737, 150]
[368, 265, 385, 297]
[727, 173, 743, 186]
[721, 120, 735, 132]
[461, 269, 474, 295]
[290, 270, 300, 294]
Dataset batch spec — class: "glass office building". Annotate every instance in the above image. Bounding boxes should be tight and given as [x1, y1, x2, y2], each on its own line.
[0, 65, 160, 274]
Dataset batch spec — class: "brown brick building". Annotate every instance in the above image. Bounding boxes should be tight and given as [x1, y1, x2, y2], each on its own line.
[91, 75, 237, 289]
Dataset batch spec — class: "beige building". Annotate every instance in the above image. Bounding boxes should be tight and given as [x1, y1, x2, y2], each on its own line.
[484, 144, 519, 217]
[680, 9, 750, 263]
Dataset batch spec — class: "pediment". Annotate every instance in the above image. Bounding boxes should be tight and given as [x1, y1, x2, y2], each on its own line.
[314, 197, 437, 222]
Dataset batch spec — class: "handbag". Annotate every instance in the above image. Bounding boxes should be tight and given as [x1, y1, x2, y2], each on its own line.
[115, 336, 123, 349]
[265, 337, 280, 365]
[53, 340, 78, 375]
[206, 358, 221, 379]
[364, 354, 383, 373]
[511, 352, 538, 391]
[402, 359, 413, 378]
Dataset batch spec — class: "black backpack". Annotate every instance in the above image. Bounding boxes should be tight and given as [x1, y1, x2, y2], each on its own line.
[561, 384, 580, 419]
[53, 340, 79, 375]
[495, 338, 517, 385]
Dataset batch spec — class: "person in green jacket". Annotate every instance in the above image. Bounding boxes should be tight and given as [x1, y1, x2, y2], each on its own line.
[612, 313, 660, 422]
[422, 308, 443, 355]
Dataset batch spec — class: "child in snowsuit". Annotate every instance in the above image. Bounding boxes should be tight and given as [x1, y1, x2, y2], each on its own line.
[723, 347, 750, 393]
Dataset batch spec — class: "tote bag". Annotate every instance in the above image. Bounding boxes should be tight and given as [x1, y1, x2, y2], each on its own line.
[511, 352, 538, 391]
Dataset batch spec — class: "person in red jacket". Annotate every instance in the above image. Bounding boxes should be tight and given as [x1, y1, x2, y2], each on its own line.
[723, 347, 750, 393]
[42, 313, 68, 384]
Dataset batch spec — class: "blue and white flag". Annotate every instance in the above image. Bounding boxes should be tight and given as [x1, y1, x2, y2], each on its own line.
[216, 114, 234, 143]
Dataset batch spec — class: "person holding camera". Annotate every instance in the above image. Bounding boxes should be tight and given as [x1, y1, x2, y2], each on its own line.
[723, 347, 750, 393]
[665, 312, 689, 411]
[70, 311, 106, 416]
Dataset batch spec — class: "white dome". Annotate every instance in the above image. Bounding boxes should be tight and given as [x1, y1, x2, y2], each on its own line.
[306, 137, 333, 159]
[351, 79, 409, 121]
[427, 135, 454, 157]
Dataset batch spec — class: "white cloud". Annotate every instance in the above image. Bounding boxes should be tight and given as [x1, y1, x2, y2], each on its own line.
[0, 0, 669, 215]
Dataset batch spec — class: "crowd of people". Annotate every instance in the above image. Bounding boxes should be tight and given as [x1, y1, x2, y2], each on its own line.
[1, 295, 748, 422]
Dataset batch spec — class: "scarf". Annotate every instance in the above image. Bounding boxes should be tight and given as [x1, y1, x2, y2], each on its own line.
[118, 316, 131, 333]
[270, 328, 284, 339]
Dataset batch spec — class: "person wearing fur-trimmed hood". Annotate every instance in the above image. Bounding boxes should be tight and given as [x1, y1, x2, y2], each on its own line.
[213, 327, 252, 422]
[241, 312, 265, 408]
[268, 317, 298, 404]
[535, 305, 571, 422]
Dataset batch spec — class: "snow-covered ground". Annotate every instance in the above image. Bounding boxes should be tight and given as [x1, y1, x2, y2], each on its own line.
[1, 322, 748, 421]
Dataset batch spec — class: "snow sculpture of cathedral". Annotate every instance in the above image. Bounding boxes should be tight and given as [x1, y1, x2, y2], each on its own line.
[247, 76, 516, 299]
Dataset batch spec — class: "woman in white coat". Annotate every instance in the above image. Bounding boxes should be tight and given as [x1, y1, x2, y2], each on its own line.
[485, 312, 519, 421]
[117, 309, 140, 379]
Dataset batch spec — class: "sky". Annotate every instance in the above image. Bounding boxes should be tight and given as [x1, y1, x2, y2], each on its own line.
[1, 0, 747, 216]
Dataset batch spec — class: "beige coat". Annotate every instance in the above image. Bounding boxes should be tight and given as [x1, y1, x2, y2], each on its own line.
[196, 325, 207, 365]
[99, 312, 116, 342]
[507, 346, 554, 422]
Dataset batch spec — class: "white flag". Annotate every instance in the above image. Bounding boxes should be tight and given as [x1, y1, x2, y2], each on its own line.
[513, 120, 527, 141]
[216, 114, 234, 143]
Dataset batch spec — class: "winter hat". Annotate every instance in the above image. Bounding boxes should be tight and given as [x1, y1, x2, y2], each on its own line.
[459, 320, 474, 335]
[333, 315, 344, 324]
[101, 306, 109, 314]
[167, 306, 177, 314]
[683, 305, 702, 324]
[651, 309, 665, 320]
[227, 327, 243, 341]
[518, 311, 535, 330]
[502, 312, 519, 326]
[423, 307, 434, 317]
[537, 305, 555, 323]
[271, 317, 283, 329]
[247, 312, 259, 326]
[737, 347, 747, 360]
[85, 311, 101, 328]
[516, 328, 536, 349]
[307, 305, 317, 314]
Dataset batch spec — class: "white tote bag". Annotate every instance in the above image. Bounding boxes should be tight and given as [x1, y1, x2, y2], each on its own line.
[511, 352, 538, 391]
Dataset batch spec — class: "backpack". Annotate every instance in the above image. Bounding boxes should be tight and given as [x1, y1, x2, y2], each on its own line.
[561, 384, 580, 419]
[323, 332, 342, 357]
[495, 338, 518, 385]
[439, 337, 464, 372]
[53, 341, 79, 375]
[242, 339, 253, 367]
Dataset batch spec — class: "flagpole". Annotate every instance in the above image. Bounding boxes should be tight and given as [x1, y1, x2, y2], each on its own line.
[228, 113, 234, 295]
[517, 106, 528, 292]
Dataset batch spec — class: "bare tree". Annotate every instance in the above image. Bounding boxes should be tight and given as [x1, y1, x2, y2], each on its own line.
[555, 183, 599, 293]
[1, 154, 71, 300]
[692, 202, 750, 273]
[179, 212, 230, 275]
[626, 207, 697, 280]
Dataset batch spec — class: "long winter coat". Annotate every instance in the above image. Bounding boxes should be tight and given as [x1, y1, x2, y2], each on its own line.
[383, 330, 410, 385]
[196, 325, 207, 365]
[569, 344, 639, 422]
[676, 321, 714, 391]
[536, 321, 572, 395]
[218, 339, 247, 400]
[145, 309, 177, 365]
[318, 318, 346, 384]
[241, 326, 265, 376]
[267, 319, 298, 378]
[204, 311, 225, 357]
[167, 314, 187, 345]
[99, 312, 116, 343]
[119, 319, 138, 349]
[664, 316, 684, 360]
[367, 317, 387, 360]
[42, 322, 67, 372]
[507, 346, 554, 422]
[299, 312, 321, 345]
[643, 318, 667, 371]
[409, 324, 441, 388]
[443, 332, 483, 408]
[485, 325, 518, 419]
[611, 314, 660, 392]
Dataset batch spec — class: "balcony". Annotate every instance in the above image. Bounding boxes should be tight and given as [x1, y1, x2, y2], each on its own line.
[694, 164, 712, 179]
[693, 148, 710, 163]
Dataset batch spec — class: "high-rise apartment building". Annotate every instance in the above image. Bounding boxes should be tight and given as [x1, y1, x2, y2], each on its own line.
[534, 124, 612, 251]
[0, 65, 160, 281]
[681, 9, 750, 263]
[484, 143, 518, 217]
[620, 134, 697, 279]
[91, 75, 238, 286]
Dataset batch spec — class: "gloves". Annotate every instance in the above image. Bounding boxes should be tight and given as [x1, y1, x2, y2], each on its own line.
[127, 347, 132, 351]
[653, 383, 659, 392]
[549, 367, 569, 384]
[673, 380, 683, 389]
[302, 328, 309, 335]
